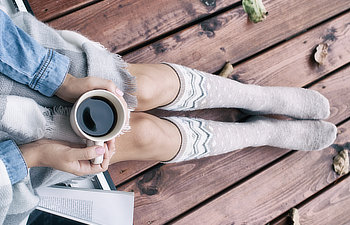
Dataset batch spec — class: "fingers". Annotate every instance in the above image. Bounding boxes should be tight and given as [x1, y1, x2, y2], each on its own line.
[69, 145, 106, 161]
[68, 142, 116, 175]
[86, 77, 123, 97]
[106, 139, 116, 158]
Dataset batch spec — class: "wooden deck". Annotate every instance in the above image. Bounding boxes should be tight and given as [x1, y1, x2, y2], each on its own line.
[28, 0, 350, 224]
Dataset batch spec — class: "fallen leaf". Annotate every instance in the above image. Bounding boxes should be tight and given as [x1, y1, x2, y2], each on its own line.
[219, 62, 234, 78]
[242, 0, 268, 23]
[333, 149, 349, 176]
[314, 43, 328, 65]
[288, 208, 301, 225]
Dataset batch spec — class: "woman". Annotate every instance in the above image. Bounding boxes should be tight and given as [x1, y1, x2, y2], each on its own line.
[0, 8, 336, 224]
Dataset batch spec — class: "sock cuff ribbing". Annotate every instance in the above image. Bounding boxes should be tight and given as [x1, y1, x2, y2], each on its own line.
[159, 63, 207, 111]
[162, 117, 212, 163]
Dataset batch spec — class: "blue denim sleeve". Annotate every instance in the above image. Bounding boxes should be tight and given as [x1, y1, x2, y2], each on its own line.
[0, 140, 28, 185]
[0, 10, 69, 97]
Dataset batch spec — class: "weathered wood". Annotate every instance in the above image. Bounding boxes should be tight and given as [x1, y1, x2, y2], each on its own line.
[270, 176, 350, 225]
[120, 147, 289, 224]
[226, 13, 350, 87]
[293, 176, 350, 225]
[28, 0, 97, 22]
[123, 0, 350, 74]
[48, 0, 239, 52]
[116, 13, 350, 223]
[174, 119, 350, 225]
[312, 65, 350, 124]
[108, 161, 158, 186]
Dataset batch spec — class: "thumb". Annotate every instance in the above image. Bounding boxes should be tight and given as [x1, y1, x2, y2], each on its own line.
[70, 146, 106, 161]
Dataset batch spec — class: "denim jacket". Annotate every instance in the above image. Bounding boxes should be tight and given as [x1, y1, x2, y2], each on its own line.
[0, 10, 70, 185]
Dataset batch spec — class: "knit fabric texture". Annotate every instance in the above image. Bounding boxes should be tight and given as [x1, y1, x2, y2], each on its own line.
[164, 116, 337, 163]
[160, 63, 330, 120]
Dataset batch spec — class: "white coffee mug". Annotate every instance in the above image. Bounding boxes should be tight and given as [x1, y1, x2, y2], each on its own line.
[70, 90, 127, 164]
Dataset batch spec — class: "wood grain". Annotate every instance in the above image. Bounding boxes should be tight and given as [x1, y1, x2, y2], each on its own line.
[48, 0, 239, 52]
[226, 13, 350, 87]
[293, 176, 350, 225]
[270, 176, 350, 225]
[123, 0, 350, 74]
[108, 161, 158, 186]
[28, 0, 98, 21]
[174, 119, 350, 225]
[117, 63, 350, 224]
[313, 65, 350, 124]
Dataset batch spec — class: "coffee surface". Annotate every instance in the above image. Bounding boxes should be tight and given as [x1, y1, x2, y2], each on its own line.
[77, 97, 117, 137]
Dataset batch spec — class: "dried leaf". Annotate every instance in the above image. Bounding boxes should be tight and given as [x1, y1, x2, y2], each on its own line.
[333, 149, 349, 176]
[314, 43, 328, 65]
[288, 208, 301, 225]
[242, 0, 268, 23]
[219, 62, 234, 78]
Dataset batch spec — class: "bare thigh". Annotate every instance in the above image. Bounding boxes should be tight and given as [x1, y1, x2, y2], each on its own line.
[127, 63, 180, 111]
[110, 111, 181, 163]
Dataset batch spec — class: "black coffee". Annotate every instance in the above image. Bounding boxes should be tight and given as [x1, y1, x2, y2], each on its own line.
[77, 97, 117, 137]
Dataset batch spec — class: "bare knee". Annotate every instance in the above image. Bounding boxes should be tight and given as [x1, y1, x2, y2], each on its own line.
[131, 114, 159, 148]
[128, 64, 180, 111]
[135, 75, 158, 110]
[127, 113, 180, 161]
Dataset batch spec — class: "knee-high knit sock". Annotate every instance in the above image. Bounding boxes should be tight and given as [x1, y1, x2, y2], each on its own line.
[163, 116, 337, 163]
[160, 63, 330, 120]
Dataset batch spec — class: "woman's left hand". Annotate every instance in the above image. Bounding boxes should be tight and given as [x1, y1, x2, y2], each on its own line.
[55, 73, 124, 103]
[19, 138, 116, 176]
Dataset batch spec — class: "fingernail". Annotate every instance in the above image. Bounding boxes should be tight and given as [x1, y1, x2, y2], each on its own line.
[95, 147, 105, 155]
[116, 88, 124, 96]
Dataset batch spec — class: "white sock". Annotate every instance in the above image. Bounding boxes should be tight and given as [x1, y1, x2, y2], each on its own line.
[163, 116, 337, 163]
[160, 63, 330, 120]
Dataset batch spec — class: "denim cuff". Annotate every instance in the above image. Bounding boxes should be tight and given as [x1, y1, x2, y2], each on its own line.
[0, 140, 28, 185]
[29, 49, 70, 97]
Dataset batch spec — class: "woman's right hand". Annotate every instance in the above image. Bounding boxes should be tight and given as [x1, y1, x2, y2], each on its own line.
[56, 73, 125, 103]
[19, 139, 115, 176]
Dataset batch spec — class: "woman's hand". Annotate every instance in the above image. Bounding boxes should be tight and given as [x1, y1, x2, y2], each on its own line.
[55, 73, 124, 103]
[19, 139, 116, 176]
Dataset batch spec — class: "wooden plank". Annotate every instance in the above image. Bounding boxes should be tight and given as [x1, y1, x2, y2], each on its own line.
[290, 176, 350, 225]
[312, 65, 350, 124]
[123, 0, 350, 74]
[116, 14, 350, 224]
[48, 0, 239, 52]
[174, 115, 350, 224]
[108, 161, 158, 186]
[270, 176, 350, 225]
[225, 13, 350, 87]
[28, 0, 98, 22]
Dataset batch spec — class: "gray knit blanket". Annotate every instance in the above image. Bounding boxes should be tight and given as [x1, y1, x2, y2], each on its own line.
[0, 12, 136, 224]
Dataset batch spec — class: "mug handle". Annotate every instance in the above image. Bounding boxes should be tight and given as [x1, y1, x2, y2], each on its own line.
[86, 140, 104, 164]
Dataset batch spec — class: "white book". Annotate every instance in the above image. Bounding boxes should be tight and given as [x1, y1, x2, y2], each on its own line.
[35, 185, 134, 225]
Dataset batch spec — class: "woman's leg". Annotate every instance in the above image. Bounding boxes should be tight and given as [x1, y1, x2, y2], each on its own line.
[130, 63, 330, 120]
[110, 113, 336, 164]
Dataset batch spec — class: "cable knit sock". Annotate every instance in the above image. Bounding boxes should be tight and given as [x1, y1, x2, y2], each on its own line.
[159, 63, 330, 120]
[163, 116, 337, 163]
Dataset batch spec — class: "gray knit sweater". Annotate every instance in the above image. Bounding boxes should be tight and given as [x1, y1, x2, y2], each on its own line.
[0, 12, 136, 224]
